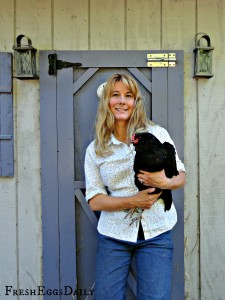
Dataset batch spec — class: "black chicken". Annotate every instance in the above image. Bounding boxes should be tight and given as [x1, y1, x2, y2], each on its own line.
[125, 131, 179, 226]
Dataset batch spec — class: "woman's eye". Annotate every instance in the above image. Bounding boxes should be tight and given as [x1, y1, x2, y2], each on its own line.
[112, 93, 119, 97]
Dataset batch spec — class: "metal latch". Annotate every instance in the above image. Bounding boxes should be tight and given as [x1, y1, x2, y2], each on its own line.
[147, 53, 176, 67]
[48, 53, 82, 76]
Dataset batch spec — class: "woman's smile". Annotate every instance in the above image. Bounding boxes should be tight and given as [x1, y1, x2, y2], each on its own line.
[115, 107, 128, 112]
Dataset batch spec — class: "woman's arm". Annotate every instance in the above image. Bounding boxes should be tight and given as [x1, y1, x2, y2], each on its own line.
[137, 170, 186, 190]
[89, 187, 162, 212]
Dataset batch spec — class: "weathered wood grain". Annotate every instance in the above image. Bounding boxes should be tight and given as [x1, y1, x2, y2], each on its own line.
[15, 80, 42, 298]
[15, 0, 51, 297]
[0, 0, 17, 294]
[15, 0, 52, 49]
[54, 0, 89, 50]
[197, 0, 225, 299]
[90, 0, 125, 50]
[0, 178, 17, 293]
[162, 1, 200, 299]
[0, 0, 14, 51]
[127, 0, 161, 50]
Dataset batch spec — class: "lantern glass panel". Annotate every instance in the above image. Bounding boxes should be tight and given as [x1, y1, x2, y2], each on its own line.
[197, 50, 212, 74]
[16, 50, 32, 76]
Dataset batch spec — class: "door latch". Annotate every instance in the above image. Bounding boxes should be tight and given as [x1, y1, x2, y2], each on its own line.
[147, 53, 176, 67]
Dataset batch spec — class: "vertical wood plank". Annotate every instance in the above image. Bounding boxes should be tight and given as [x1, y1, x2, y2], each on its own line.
[90, 0, 125, 50]
[15, 1, 52, 298]
[152, 53, 185, 300]
[167, 52, 184, 158]
[0, 50, 17, 296]
[57, 67, 76, 298]
[16, 79, 43, 298]
[0, 0, 14, 51]
[151, 67, 168, 127]
[54, 0, 89, 50]
[0, 178, 18, 289]
[197, 1, 225, 299]
[40, 51, 60, 298]
[127, 0, 161, 50]
[0, 1, 17, 294]
[161, 1, 199, 299]
[15, 0, 52, 49]
[168, 51, 185, 300]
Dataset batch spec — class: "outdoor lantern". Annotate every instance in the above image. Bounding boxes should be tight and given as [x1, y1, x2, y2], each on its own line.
[193, 33, 214, 79]
[12, 34, 38, 79]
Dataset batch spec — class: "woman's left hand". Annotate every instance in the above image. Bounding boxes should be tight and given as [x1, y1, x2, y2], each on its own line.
[137, 170, 170, 190]
[137, 170, 186, 190]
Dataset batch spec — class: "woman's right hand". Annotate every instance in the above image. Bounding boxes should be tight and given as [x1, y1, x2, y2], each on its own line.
[130, 188, 162, 210]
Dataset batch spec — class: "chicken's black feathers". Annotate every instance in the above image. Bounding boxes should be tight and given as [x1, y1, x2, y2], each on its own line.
[132, 131, 179, 211]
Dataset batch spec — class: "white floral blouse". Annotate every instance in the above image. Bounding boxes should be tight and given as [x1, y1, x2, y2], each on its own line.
[84, 125, 185, 242]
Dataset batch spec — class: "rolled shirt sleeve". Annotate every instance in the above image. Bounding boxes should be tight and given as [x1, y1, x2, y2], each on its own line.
[84, 142, 107, 202]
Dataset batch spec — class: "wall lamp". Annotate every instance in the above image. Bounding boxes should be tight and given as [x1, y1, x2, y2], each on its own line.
[12, 34, 38, 79]
[193, 33, 214, 79]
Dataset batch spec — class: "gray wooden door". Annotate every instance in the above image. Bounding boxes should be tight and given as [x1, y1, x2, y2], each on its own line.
[40, 50, 184, 300]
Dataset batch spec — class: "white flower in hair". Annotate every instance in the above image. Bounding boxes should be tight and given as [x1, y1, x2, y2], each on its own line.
[97, 82, 107, 98]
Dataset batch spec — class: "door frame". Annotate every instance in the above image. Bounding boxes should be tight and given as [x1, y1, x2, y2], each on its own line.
[40, 50, 184, 299]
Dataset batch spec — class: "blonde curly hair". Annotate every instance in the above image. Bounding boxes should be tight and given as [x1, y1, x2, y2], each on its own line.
[94, 73, 153, 156]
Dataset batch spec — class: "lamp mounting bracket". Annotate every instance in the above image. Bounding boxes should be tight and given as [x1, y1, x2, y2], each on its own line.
[48, 53, 82, 76]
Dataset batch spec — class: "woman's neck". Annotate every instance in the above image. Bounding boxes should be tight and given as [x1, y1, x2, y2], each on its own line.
[113, 124, 128, 143]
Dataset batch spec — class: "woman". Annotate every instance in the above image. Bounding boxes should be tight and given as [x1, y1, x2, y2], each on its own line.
[84, 74, 185, 300]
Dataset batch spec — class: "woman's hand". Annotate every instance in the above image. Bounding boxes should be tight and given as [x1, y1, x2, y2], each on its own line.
[130, 188, 162, 210]
[137, 170, 186, 190]
[137, 170, 169, 189]
[89, 187, 162, 212]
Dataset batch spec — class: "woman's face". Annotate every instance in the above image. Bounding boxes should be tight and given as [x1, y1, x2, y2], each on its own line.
[109, 81, 135, 124]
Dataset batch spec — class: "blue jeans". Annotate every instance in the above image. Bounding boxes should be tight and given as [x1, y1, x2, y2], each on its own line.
[94, 230, 173, 300]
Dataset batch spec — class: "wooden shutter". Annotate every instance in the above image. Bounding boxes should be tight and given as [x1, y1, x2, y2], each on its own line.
[0, 52, 14, 177]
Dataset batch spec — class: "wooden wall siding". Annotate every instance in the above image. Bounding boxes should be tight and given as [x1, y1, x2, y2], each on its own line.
[90, 0, 125, 50]
[198, 1, 225, 299]
[54, 0, 89, 50]
[13, 1, 50, 296]
[162, 2, 200, 299]
[127, 0, 161, 50]
[0, 0, 225, 299]
[0, 0, 18, 295]
[0, 0, 14, 51]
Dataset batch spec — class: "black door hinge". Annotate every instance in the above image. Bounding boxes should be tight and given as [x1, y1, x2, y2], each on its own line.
[48, 53, 82, 76]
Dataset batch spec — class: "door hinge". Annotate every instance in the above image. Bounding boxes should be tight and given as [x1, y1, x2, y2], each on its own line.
[48, 53, 82, 76]
[147, 53, 176, 67]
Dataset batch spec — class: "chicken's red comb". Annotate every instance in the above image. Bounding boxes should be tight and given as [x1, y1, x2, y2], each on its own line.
[131, 134, 139, 144]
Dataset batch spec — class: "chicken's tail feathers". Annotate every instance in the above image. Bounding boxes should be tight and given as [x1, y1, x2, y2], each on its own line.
[163, 142, 179, 177]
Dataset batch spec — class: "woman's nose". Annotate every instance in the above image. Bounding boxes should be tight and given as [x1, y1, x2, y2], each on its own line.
[119, 95, 126, 103]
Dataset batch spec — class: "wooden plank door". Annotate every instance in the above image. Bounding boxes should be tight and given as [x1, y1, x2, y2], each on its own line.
[40, 50, 184, 300]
